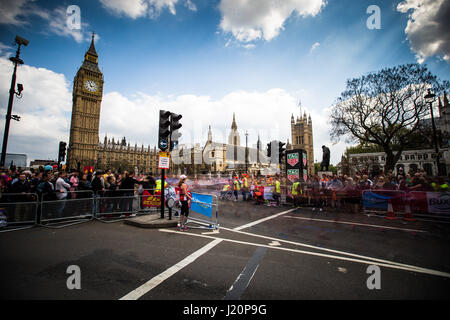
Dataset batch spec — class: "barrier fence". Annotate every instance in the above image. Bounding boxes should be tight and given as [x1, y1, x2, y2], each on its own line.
[186, 192, 219, 230]
[214, 182, 449, 219]
[1, 183, 448, 231]
[0, 193, 38, 232]
[40, 190, 95, 228]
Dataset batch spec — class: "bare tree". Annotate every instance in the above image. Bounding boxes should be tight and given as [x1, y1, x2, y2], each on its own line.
[330, 64, 448, 173]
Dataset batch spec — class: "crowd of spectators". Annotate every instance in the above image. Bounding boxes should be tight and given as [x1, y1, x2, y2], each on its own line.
[0, 166, 159, 202]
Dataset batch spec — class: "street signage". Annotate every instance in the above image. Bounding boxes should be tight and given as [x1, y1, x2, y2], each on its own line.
[158, 151, 170, 169]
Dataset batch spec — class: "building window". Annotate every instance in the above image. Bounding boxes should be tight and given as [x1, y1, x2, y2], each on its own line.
[424, 154, 428, 159]
[405, 155, 409, 160]
[410, 155, 415, 160]
[418, 155, 422, 160]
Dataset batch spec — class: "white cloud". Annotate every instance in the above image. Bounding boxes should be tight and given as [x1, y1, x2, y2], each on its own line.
[99, 88, 346, 165]
[219, 0, 326, 43]
[47, 7, 94, 43]
[99, 0, 197, 19]
[0, 1, 95, 44]
[0, 0, 48, 26]
[0, 56, 71, 161]
[397, 0, 450, 63]
[310, 42, 320, 53]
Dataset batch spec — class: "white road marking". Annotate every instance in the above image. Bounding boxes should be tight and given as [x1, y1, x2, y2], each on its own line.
[119, 239, 223, 300]
[159, 229, 450, 278]
[120, 209, 294, 300]
[283, 216, 427, 233]
[233, 208, 297, 231]
[220, 227, 435, 273]
[268, 241, 281, 246]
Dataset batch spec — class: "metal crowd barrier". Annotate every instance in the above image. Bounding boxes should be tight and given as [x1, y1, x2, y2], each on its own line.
[0, 193, 38, 233]
[95, 189, 162, 223]
[40, 190, 95, 228]
[362, 190, 407, 216]
[185, 192, 219, 230]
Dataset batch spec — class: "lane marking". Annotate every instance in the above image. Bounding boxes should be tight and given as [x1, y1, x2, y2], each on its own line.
[220, 227, 435, 273]
[283, 216, 427, 233]
[233, 208, 297, 231]
[159, 229, 450, 278]
[120, 208, 293, 299]
[119, 239, 223, 300]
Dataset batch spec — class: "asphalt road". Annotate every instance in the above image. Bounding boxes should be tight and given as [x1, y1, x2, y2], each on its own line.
[1, 199, 450, 301]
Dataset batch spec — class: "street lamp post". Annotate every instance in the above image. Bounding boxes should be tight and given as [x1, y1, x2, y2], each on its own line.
[245, 131, 248, 173]
[0, 36, 28, 169]
[424, 89, 441, 176]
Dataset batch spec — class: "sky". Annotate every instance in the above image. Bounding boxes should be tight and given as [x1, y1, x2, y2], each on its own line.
[0, 0, 449, 165]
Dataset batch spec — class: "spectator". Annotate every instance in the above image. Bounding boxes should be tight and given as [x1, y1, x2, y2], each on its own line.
[55, 172, 71, 218]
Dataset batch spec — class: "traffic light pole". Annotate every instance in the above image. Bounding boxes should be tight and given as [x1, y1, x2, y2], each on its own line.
[160, 168, 165, 219]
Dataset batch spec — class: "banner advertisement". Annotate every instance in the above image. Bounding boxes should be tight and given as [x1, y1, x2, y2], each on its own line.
[411, 192, 450, 215]
[287, 153, 299, 167]
[141, 190, 161, 207]
[286, 149, 307, 183]
[426, 192, 450, 214]
[190, 192, 213, 218]
[287, 169, 299, 183]
[264, 186, 274, 200]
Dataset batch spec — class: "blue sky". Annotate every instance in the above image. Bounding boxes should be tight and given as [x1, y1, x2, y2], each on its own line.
[0, 0, 449, 165]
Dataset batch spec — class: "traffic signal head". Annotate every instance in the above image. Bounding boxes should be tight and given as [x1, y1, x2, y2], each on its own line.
[267, 143, 271, 158]
[158, 110, 171, 150]
[170, 113, 182, 131]
[59, 141, 67, 162]
[278, 142, 286, 164]
[170, 113, 182, 151]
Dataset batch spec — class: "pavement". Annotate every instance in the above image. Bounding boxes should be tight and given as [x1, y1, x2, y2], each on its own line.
[124, 213, 178, 229]
[1, 198, 450, 301]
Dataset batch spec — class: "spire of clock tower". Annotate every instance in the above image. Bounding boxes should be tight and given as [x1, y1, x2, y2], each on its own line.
[87, 32, 98, 57]
[81, 32, 100, 73]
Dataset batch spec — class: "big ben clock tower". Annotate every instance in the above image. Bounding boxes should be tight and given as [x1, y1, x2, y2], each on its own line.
[67, 33, 104, 171]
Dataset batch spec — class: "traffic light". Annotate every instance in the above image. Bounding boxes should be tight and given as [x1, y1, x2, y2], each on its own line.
[158, 110, 171, 150]
[267, 143, 271, 158]
[170, 113, 182, 151]
[278, 141, 286, 164]
[58, 141, 67, 163]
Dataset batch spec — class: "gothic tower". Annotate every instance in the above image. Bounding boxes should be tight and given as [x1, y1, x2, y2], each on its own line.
[291, 111, 315, 175]
[67, 34, 104, 170]
[228, 112, 240, 146]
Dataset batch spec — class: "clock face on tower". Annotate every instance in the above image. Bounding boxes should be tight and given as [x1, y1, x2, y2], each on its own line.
[84, 79, 98, 93]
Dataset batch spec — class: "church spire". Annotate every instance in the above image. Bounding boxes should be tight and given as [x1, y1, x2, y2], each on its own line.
[207, 125, 212, 142]
[231, 112, 237, 130]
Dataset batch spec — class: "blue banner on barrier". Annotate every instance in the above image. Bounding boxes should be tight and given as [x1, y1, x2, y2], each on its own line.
[362, 192, 392, 210]
[191, 193, 213, 218]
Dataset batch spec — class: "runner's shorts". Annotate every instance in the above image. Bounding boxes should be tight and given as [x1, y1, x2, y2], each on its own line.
[181, 201, 189, 217]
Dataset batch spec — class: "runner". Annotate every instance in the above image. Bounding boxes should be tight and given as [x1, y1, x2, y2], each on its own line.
[178, 175, 192, 231]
